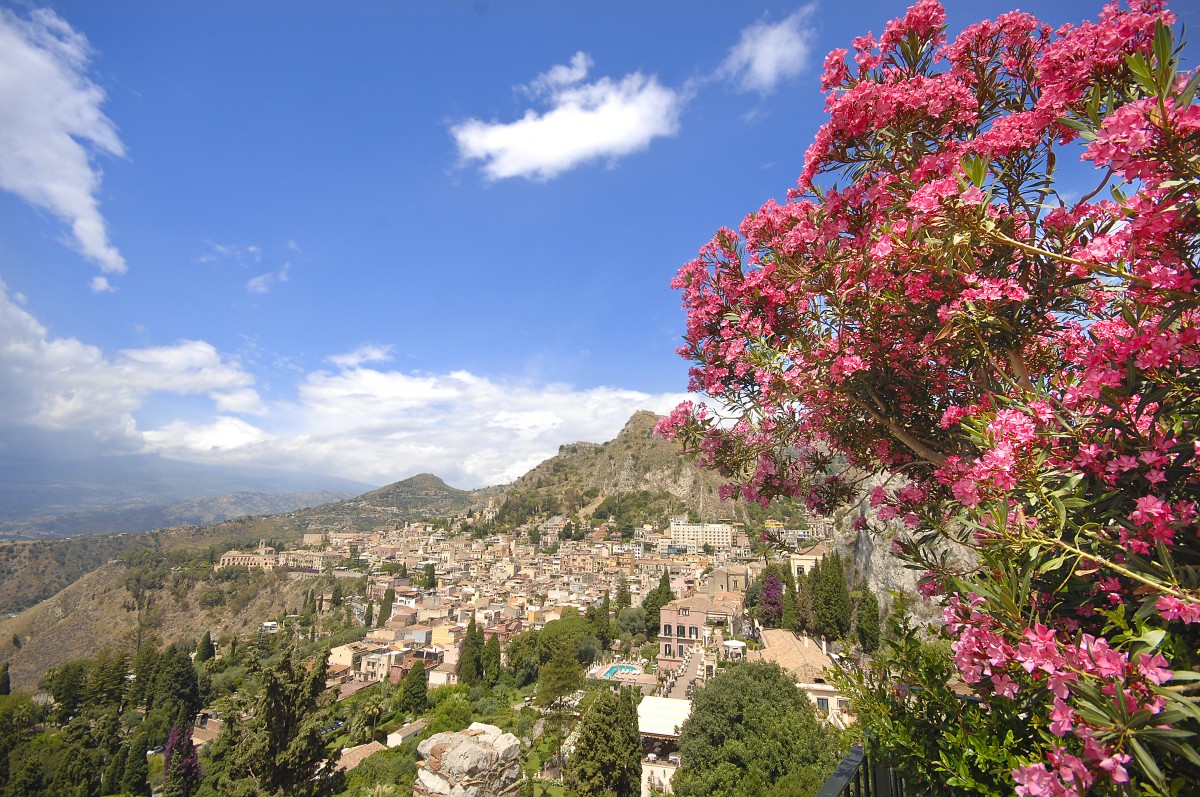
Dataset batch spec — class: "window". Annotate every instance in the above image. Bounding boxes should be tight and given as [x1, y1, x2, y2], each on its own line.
[796, 565, 805, 576]
[663, 623, 672, 636]
[679, 607, 690, 616]
[838, 699, 850, 714]
[689, 626, 698, 639]
[817, 698, 829, 713]
[677, 625, 686, 638]
[664, 644, 673, 658]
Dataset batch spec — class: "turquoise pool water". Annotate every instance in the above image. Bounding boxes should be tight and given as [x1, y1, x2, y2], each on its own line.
[602, 664, 640, 679]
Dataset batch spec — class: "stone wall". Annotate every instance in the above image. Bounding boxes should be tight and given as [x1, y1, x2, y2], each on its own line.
[414, 722, 522, 797]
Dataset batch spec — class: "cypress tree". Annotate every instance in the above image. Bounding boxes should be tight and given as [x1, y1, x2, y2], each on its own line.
[379, 588, 395, 626]
[195, 631, 215, 663]
[460, 617, 482, 685]
[0, 662, 8, 695]
[814, 552, 851, 640]
[364, 600, 374, 628]
[856, 589, 881, 652]
[103, 743, 128, 795]
[564, 688, 640, 797]
[482, 634, 502, 687]
[781, 586, 798, 633]
[615, 572, 631, 611]
[120, 733, 150, 797]
[401, 660, 428, 716]
[642, 570, 675, 634]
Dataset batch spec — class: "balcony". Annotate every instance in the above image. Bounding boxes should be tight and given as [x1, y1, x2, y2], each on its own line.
[814, 743, 924, 797]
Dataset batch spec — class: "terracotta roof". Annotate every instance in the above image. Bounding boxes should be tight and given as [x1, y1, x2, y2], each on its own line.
[663, 595, 738, 615]
[746, 629, 833, 683]
[337, 740, 387, 772]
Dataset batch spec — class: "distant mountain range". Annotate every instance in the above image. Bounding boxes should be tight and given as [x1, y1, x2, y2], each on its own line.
[0, 454, 374, 540]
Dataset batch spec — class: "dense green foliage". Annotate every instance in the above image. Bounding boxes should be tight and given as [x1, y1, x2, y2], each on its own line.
[563, 688, 641, 797]
[640, 570, 675, 636]
[197, 645, 342, 797]
[673, 662, 839, 797]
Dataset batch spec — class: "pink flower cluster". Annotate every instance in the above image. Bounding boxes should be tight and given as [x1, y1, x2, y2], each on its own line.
[661, 1, 1199, 788]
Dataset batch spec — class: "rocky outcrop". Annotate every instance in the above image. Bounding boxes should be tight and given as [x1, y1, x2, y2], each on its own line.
[414, 722, 522, 797]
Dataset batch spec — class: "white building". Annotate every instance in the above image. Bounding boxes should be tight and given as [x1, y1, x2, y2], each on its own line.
[667, 515, 733, 554]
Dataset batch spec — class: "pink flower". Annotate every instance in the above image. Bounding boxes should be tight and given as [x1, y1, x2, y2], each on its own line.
[1137, 652, 1172, 686]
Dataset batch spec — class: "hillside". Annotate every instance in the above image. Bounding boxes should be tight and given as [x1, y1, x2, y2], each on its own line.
[0, 514, 306, 614]
[494, 410, 810, 529]
[0, 489, 348, 540]
[0, 560, 322, 693]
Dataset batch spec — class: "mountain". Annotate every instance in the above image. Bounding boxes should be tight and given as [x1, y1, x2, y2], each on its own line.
[0, 490, 350, 540]
[0, 453, 374, 524]
[0, 557, 318, 693]
[492, 410, 808, 529]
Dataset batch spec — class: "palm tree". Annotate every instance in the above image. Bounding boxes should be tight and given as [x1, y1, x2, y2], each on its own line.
[360, 691, 387, 743]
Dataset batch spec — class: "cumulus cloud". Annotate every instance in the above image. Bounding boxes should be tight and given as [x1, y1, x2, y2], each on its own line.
[0, 282, 691, 487]
[720, 5, 816, 94]
[451, 51, 683, 181]
[0, 279, 262, 450]
[0, 8, 127, 280]
[212, 366, 691, 487]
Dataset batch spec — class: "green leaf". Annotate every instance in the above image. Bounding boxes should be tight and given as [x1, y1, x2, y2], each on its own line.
[1152, 19, 1172, 73]
[1177, 70, 1200, 108]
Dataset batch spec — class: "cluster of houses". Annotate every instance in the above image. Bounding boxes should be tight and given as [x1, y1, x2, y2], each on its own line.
[206, 505, 849, 789]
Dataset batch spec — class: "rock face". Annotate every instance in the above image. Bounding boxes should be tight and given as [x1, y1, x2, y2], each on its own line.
[414, 722, 522, 797]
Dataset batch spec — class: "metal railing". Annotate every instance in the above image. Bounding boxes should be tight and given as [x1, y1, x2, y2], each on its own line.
[813, 743, 910, 797]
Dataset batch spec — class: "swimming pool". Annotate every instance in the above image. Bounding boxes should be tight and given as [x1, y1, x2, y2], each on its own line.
[601, 664, 640, 679]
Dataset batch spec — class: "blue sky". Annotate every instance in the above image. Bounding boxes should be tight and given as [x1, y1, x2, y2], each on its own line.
[1, 0, 1196, 489]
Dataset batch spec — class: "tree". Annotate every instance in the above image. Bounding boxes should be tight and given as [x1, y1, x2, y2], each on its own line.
[673, 662, 838, 797]
[201, 645, 342, 796]
[563, 688, 641, 797]
[400, 660, 428, 716]
[780, 586, 798, 633]
[459, 617, 483, 686]
[421, 563, 437, 591]
[616, 606, 647, 639]
[812, 552, 850, 640]
[615, 572, 631, 612]
[657, 2, 1200, 792]
[195, 631, 215, 664]
[360, 690, 387, 743]
[0, 662, 8, 696]
[504, 631, 541, 688]
[481, 634, 502, 687]
[378, 588, 395, 626]
[536, 641, 584, 768]
[854, 589, 881, 653]
[120, 732, 151, 797]
[364, 600, 375, 628]
[103, 742, 128, 795]
[641, 570, 675, 634]
[163, 725, 202, 797]
[151, 643, 203, 729]
[44, 660, 87, 724]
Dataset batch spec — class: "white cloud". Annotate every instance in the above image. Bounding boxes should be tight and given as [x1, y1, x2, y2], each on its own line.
[327, 344, 394, 369]
[720, 5, 816, 94]
[246, 263, 289, 294]
[0, 281, 692, 488]
[452, 52, 684, 181]
[0, 279, 262, 448]
[196, 241, 263, 265]
[0, 8, 126, 281]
